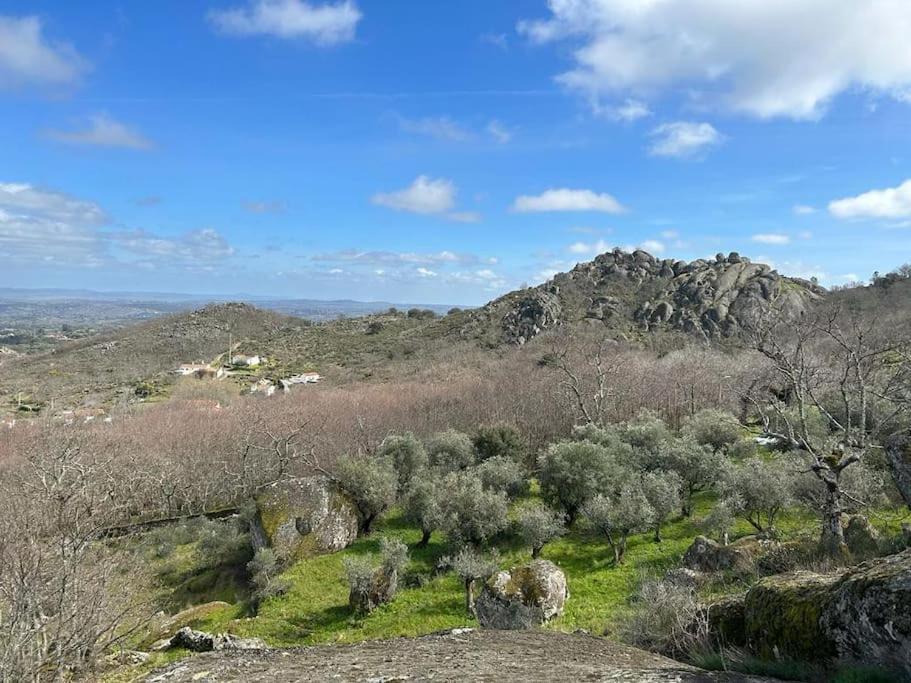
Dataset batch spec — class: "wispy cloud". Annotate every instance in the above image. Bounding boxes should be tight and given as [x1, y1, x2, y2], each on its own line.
[648, 122, 723, 159]
[208, 0, 362, 45]
[512, 188, 626, 213]
[0, 15, 88, 90]
[44, 114, 154, 150]
[752, 233, 791, 245]
[243, 200, 286, 214]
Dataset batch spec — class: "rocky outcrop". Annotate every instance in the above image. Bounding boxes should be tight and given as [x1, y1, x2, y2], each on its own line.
[471, 249, 822, 346]
[707, 549, 911, 676]
[255, 476, 359, 561]
[683, 536, 757, 574]
[163, 627, 267, 652]
[475, 559, 568, 629]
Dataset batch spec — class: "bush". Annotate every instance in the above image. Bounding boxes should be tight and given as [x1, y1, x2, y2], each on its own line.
[380, 537, 409, 575]
[427, 429, 476, 473]
[378, 432, 428, 492]
[475, 456, 528, 499]
[729, 438, 759, 459]
[247, 548, 289, 606]
[621, 411, 673, 462]
[620, 578, 709, 657]
[721, 456, 795, 535]
[538, 440, 623, 523]
[437, 470, 508, 546]
[335, 454, 398, 534]
[195, 517, 252, 568]
[683, 409, 742, 452]
[473, 424, 528, 464]
[641, 470, 683, 543]
[516, 502, 565, 558]
[345, 536, 409, 615]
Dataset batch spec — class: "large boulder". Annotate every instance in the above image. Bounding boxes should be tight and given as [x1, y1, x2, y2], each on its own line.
[682, 536, 756, 574]
[255, 476, 359, 561]
[707, 549, 911, 677]
[475, 560, 568, 630]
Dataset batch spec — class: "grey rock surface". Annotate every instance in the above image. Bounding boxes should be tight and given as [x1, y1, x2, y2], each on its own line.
[474, 559, 568, 629]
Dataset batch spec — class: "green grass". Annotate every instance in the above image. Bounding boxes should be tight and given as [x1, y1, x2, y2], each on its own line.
[186, 491, 841, 646]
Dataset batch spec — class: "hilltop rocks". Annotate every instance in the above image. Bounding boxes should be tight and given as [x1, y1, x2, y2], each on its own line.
[707, 549, 911, 677]
[255, 476, 359, 561]
[475, 560, 568, 629]
[478, 248, 822, 346]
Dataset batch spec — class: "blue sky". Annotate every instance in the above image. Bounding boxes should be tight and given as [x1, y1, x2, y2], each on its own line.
[3, 1, 911, 305]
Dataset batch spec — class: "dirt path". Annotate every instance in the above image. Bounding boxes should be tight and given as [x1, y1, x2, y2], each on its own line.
[145, 629, 779, 682]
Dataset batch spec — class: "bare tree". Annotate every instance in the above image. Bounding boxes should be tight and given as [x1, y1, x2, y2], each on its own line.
[748, 301, 911, 553]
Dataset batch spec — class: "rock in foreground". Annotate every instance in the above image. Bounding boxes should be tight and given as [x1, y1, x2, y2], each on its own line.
[144, 629, 779, 682]
[475, 559, 568, 629]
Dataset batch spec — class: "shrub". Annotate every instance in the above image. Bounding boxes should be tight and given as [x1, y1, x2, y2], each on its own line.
[437, 470, 508, 547]
[537, 440, 622, 524]
[721, 456, 795, 535]
[344, 537, 409, 615]
[247, 548, 289, 607]
[683, 409, 742, 452]
[335, 454, 397, 534]
[195, 517, 252, 568]
[729, 438, 759, 459]
[621, 411, 674, 466]
[380, 537, 409, 575]
[427, 429, 476, 473]
[475, 456, 528, 499]
[378, 432, 428, 492]
[516, 502, 565, 558]
[473, 424, 528, 464]
[620, 578, 709, 657]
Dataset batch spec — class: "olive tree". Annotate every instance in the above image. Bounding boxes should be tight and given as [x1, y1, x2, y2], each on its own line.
[721, 456, 795, 536]
[473, 424, 528, 464]
[444, 546, 500, 616]
[378, 432, 427, 492]
[641, 470, 682, 543]
[537, 441, 620, 524]
[402, 477, 442, 547]
[437, 471, 508, 546]
[516, 502, 566, 558]
[582, 485, 654, 564]
[427, 429, 476, 473]
[475, 456, 528, 499]
[335, 454, 397, 534]
[658, 437, 725, 517]
[683, 409, 742, 452]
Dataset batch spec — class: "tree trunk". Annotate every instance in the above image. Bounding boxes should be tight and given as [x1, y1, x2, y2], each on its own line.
[653, 524, 662, 543]
[362, 513, 376, 535]
[886, 437, 911, 510]
[417, 528, 432, 548]
[617, 533, 628, 563]
[532, 544, 542, 559]
[820, 480, 847, 556]
[465, 580, 475, 616]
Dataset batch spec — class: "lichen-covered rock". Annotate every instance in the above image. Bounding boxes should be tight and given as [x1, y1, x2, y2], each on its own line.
[475, 559, 568, 629]
[141, 601, 231, 648]
[166, 627, 267, 652]
[663, 567, 703, 588]
[682, 536, 756, 574]
[842, 514, 880, 558]
[706, 549, 911, 677]
[742, 571, 840, 660]
[819, 549, 911, 677]
[255, 476, 359, 561]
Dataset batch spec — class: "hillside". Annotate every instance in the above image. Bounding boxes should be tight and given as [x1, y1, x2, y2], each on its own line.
[0, 249, 862, 413]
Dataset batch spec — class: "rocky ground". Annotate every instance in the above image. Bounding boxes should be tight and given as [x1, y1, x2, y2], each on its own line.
[144, 629, 779, 682]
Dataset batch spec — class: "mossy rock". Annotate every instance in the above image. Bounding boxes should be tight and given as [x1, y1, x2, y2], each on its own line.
[707, 593, 747, 647]
[743, 571, 839, 660]
[475, 560, 567, 630]
[255, 476, 359, 562]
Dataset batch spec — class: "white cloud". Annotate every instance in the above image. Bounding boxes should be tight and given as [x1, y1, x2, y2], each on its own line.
[312, 248, 491, 267]
[208, 0, 361, 45]
[648, 121, 723, 158]
[0, 15, 87, 90]
[512, 188, 625, 213]
[568, 239, 611, 255]
[0, 183, 106, 224]
[829, 178, 911, 219]
[372, 175, 455, 215]
[793, 204, 817, 215]
[447, 211, 482, 223]
[44, 114, 154, 150]
[486, 120, 513, 144]
[110, 228, 235, 263]
[415, 267, 437, 278]
[518, 0, 911, 120]
[752, 233, 791, 245]
[598, 98, 651, 122]
[639, 239, 665, 253]
[399, 116, 473, 142]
